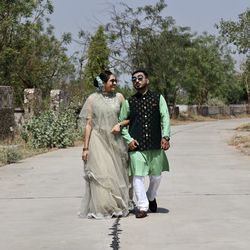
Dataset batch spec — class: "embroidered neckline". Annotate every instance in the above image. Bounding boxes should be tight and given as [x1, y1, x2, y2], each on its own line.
[101, 92, 116, 99]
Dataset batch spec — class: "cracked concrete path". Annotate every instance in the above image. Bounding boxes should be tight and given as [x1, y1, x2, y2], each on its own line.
[0, 118, 250, 250]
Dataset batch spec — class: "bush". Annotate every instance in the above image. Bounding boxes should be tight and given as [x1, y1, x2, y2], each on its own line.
[0, 146, 22, 165]
[21, 108, 81, 148]
[206, 97, 226, 106]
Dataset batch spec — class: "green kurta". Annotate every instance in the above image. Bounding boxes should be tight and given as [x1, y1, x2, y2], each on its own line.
[119, 94, 170, 176]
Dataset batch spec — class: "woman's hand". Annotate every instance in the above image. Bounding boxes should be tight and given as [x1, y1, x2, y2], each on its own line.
[82, 118, 92, 162]
[82, 149, 89, 162]
[111, 123, 121, 135]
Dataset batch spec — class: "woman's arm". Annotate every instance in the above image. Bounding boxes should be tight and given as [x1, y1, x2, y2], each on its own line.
[82, 118, 92, 162]
[111, 119, 129, 135]
[111, 92, 130, 135]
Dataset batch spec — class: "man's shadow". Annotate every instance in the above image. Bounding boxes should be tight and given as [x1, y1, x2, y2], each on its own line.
[130, 207, 169, 214]
[156, 207, 169, 213]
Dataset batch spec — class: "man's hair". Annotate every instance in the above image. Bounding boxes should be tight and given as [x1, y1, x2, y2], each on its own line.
[132, 69, 148, 78]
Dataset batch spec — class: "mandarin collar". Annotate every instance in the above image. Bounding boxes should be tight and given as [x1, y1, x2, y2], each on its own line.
[135, 89, 150, 98]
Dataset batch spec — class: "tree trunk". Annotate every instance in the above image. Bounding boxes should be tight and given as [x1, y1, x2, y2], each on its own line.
[244, 74, 250, 113]
[169, 88, 179, 119]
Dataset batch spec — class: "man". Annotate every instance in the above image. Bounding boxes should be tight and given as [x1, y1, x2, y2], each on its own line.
[119, 69, 170, 219]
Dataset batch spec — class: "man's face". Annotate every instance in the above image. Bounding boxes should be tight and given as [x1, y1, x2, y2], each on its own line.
[131, 72, 149, 90]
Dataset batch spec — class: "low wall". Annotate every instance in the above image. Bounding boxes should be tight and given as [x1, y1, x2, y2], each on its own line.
[14, 108, 25, 128]
[176, 104, 249, 117]
[0, 86, 15, 140]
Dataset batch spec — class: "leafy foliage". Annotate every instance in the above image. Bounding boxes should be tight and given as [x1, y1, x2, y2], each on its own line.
[106, 0, 235, 110]
[182, 35, 235, 105]
[116, 84, 135, 99]
[0, 146, 22, 164]
[0, 0, 75, 106]
[217, 9, 250, 54]
[21, 108, 81, 148]
[82, 26, 110, 96]
[218, 8, 250, 104]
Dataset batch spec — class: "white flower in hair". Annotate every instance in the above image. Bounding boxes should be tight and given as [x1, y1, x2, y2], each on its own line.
[96, 76, 103, 86]
[95, 76, 104, 91]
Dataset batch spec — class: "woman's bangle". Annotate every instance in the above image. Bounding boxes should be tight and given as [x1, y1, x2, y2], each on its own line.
[83, 148, 88, 151]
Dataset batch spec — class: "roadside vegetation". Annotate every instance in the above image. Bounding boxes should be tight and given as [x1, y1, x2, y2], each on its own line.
[0, 106, 83, 167]
[2, 114, 249, 167]
[229, 123, 250, 156]
[0, 137, 48, 167]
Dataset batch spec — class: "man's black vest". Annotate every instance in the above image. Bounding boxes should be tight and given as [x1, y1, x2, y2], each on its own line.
[128, 90, 162, 151]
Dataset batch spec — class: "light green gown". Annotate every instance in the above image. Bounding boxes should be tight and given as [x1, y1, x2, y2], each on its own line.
[79, 92, 130, 219]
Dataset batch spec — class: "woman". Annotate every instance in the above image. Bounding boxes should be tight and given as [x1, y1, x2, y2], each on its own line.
[79, 70, 130, 219]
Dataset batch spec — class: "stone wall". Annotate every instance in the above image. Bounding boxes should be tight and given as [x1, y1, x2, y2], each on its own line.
[14, 108, 25, 128]
[50, 89, 65, 113]
[23, 88, 42, 120]
[12, 89, 67, 127]
[177, 104, 249, 117]
[247, 104, 250, 114]
[229, 105, 248, 116]
[0, 86, 15, 140]
[2, 86, 249, 135]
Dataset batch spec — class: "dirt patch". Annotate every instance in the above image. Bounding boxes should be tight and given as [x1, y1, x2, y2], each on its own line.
[229, 123, 250, 156]
[172, 114, 250, 157]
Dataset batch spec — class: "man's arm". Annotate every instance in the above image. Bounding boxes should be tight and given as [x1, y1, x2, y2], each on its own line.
[159, 95, 171, 150]
[159, 95, 171, 138]
[118, 100, 134, 144]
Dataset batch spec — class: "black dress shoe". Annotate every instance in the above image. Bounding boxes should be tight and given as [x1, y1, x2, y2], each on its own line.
[135, 210, 147, 218]
[149, 198, 157, 212]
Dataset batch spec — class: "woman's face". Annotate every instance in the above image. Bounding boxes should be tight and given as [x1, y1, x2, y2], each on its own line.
[104, 74, 117, 92]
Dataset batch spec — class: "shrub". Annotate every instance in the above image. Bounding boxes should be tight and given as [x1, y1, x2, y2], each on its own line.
[0, 146, 21, 165]
[21, 108, 81, 148]
[206, 97, 226, 106]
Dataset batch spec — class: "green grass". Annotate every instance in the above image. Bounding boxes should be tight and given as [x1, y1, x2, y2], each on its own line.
[0, 134, 48, 167]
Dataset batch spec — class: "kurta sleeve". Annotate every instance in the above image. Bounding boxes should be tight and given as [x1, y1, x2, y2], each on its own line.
[119, 100, 134, 144]
[159, 95, 171, 138]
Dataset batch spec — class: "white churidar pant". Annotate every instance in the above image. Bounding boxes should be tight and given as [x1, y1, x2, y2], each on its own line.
[133, 175, 162, 211]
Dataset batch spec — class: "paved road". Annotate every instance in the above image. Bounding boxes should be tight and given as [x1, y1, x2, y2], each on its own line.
[0, 118, 250, 250]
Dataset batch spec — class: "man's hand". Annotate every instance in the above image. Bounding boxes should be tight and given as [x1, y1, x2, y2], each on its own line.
[161, 138, 170, 151]
[128, 139, 139, 151]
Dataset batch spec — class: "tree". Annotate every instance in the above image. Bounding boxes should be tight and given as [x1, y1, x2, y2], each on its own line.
[107, 0, 235, 114]
[182, 34, 235, 106]
[218, 8, 250, 104]
[0, 0, 75, 106]
[106, 0, 175, 74]
[82, 26, 110, 96]
[106, 0, 191, 115]
[135, 26, 193, 110]
[240, 59, 250, 104]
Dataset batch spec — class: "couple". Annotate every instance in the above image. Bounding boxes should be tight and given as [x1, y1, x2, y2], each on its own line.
[79, 69, 170, 219]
